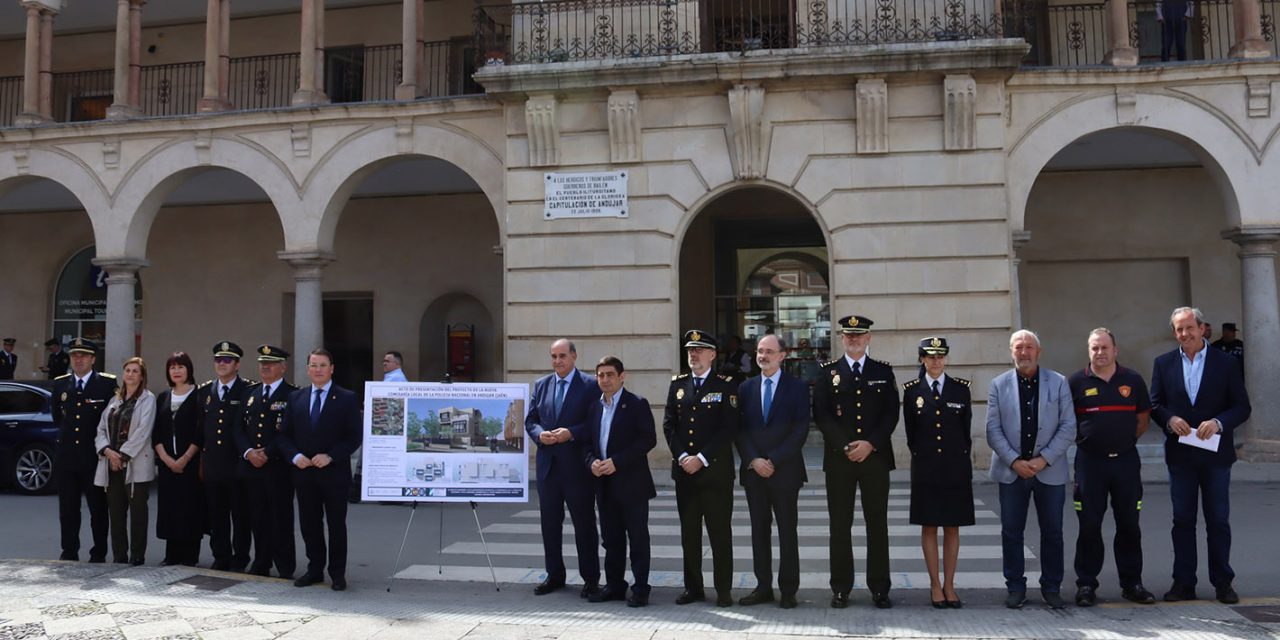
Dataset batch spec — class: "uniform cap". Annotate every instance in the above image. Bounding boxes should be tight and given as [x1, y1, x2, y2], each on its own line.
[67, 337, 98, 355]
[836, 315, 874, 334]
[212, 341, 244, 359]
[2, 338, 14, 345]
[683, 329, 718, 350]
[256, 344, 290, 362]
[918, 336, 950, 357]
[44, 338, 61, 347]
[1222, 322, 1238, 331]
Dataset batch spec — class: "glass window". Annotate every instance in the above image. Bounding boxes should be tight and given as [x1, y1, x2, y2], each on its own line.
[0, 386, 47, 415]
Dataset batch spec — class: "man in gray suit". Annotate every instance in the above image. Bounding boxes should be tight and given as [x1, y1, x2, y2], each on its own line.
[986, 330, 1076, 610]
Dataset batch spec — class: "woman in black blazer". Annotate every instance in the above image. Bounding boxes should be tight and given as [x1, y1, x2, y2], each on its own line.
[152, 351, 206, 565]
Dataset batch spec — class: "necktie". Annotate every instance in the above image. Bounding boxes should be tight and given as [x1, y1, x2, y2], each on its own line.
[932, 380, 940, 398]
[695, 377, 703, 390]
[554, 379, 567, 420]
[852, 361, 861, 378]
[221, 384, 229, 401]
[76, 379, 84, 393]
[310, 388, 323, 427]
[762, 378, 774, 422]
[264, 386, 272, 403]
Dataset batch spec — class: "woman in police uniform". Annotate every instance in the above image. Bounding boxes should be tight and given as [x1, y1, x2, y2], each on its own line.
[902, 337, 974, 609]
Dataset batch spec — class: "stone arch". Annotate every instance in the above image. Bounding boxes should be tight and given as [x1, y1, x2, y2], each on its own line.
[108, 137, 301, 258]
[304, 124, 505, 254]
[0, 147, 113, 244]
[417, 292, 498, 383]
[1007, 92, 1256, 233]
[671, 180, 831, 262]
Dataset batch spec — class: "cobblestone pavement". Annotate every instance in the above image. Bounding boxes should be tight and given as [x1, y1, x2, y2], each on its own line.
[1, 560, 1277, 640]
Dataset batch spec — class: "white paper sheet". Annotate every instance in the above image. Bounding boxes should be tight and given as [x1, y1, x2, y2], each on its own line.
[1178, 432, 1221, 452]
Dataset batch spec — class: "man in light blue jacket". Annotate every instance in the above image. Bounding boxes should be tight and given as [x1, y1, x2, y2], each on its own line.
[986, 330, 1077, 610]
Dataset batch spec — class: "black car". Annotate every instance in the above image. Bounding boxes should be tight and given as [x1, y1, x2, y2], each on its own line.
[0, 381, 58, 495]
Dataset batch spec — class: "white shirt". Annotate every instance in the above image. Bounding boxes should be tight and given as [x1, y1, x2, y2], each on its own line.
[844, 353, 867, 372]
[925, 372, 947, 394]
[73, 371, 93, 390]
[598, 387, 623, 458]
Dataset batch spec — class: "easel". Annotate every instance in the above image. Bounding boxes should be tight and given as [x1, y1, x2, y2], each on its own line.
[386, 372, 500, 593]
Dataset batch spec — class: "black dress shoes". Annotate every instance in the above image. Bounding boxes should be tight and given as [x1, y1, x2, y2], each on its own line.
[1005, 591, 1028, 609]
[1216, 585, 1240, 604]
[626, 592, 649, 608]
[580, 584, 600, 599]
[1122, 585, 1156, 604]
[210, 560, 231, 571]
[1042, 591, 1067, 610]
[1163, 582, 1197, 602]
[1075, 586, 1097, 607]
[59, 552, 77, 562]
[871, 592, 893, 609]
[738, 588, 775, 606]
[946, 598, 963, 609]
[533, 578, 565, 595]
[779, 594, 798, 609]
[588, 587, 627, 603]
[331, 578, 347, 592]
[88, 556, 105, 564]
[675, 590, 705, 605]
[715, 592, 734, 607]
[293, 573, 324, 588]
[129, 558, 145, 567]
[831, 592, 850, 609]
[247, 565, 271, 577]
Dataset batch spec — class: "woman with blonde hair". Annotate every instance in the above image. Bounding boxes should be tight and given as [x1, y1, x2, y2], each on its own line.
[95, 356, 157, 565]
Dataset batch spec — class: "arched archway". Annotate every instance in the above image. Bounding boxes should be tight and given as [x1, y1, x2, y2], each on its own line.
[418, 292, 497, 383]
[677, 184, 832, 384]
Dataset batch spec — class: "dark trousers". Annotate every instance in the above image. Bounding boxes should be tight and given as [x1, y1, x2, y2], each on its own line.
[247, 462, 297, 577]
[998, 476, 1065, 593]
[675, 479, 733, 595]
[742, 471, 800, 596]
[205, 477, 251, 568]
[599, 496, 651, 595]
[1168, 462, 1233, 588]
[164, 538, 202, 566]
[536, 468, 600, 585]
[1161, 14, 1188, 61]
[1073, 450, 1143, 590]
[105, 472, 151, 563]
[57, 454, 108, 560]
[826, 455, 891, 595]
[295, 468, 349, 580]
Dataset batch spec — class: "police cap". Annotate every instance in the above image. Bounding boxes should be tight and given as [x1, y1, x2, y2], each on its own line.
[212, 341, 244, 359]
[683, 330, 718, 350]
[836, 315, 874, 334]
[256, 344, 290, 362]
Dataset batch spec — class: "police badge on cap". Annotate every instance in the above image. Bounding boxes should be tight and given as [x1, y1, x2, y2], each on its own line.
[212, 341, 244, 359]
[256, 344, 290, 362]
[683, 329, 718, 350]
[836, 315, 874, 334]
[918, 336, 950, 357]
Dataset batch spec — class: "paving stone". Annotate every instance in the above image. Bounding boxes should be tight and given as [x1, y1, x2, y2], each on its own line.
[186, 613, 256, 632]
[117, 620, 195, 640]
[0, 622, 46, 640]
[41, 605, 107, 621]
[42, 615, 117, 637]
[198, 626, 275, 640]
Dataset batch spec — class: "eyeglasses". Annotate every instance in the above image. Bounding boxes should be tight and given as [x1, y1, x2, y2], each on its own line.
[213, 356, 237, 364]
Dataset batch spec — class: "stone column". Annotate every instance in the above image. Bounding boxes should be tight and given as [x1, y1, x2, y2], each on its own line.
[1224, 227, 1280, 460]
[1102, 0, 1138, 66]
[279, 251, 334, 387]
[415, 0, 426, 92]
[218, 0, 230, 102]
[107, 0, 141, 119]
[38, 7, 53, 119]
[15, 3, 46, 125]
[197, 0, 229, 111]
[395, 0, 419, 100]
[128, 0, 144, 107]
[92, 258, 148, 373]
[1010, 230, 1031, 330]
[1229, 0, 1269, 58]
[291, 0, 329, 106]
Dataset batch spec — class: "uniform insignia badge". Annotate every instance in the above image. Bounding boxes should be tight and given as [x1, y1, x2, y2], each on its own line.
[248, 396, 255, 406]
[61, 392, 67, 401]
[1085, 387, 1099, 397]
[848, 317, 859, 328]
[730, 395, 737, 408]
[206, 395, 211, 405]
[836, 408, 842, 417]
[930, 337, 942, 348]
[916, 396, 925, 409]
[221, 342, 230, 352]
[676, 388, 685, 400]
[832, 374, 841, 386]
[690, 330, 701, 342]
[1118, 385, 1131, 398]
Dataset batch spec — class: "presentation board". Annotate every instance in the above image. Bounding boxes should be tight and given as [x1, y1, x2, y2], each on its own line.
[360, 381, 530, 502]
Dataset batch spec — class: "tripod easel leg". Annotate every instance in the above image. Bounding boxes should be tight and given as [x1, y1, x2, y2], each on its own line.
[386, 501, 419, 592]
[471, 500, 500, 591]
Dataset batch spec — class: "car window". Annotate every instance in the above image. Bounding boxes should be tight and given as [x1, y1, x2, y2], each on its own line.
[0, 386, 47, 415]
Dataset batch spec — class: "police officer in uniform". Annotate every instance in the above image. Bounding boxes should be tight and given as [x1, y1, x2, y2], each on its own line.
[902, 337, 974, 609]
[52, 338, 117, 562]
[0, 338, 17, 379]
[238, 345, 299, 579]
[45, 339, 70, 379]
[664, 330, 739, 607]
[814, 315, 899, 609]
[199, 341, 254, 572]
[1068, 328, 1157, 607]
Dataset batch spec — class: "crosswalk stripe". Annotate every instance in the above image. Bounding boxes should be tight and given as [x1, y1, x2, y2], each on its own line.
[512, 509, 1001, 521]
[441, 541, 1033, 560]
[481, 523, 1006, 537]
[393, 565, 1035, 590]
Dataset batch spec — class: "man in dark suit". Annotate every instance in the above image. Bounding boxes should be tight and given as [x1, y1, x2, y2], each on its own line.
[524, 338, 601, 597]
[1150, 307, 1251, 604]
[277, 348, 362, 591]
[52, 338, 117, 562]
[814, 315, 899, 609]
[735, 334, 810, 609]
[581, 356, 656, 607]
[664, 330, 738, 607]
[237, 345, 299, 579]
[198, 341, 254, 572]
[0, 338, 17, 379]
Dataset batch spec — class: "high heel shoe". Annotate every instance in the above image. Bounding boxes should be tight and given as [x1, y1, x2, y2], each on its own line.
[931, 599, 947, 609]
[943, 588, 962, 609]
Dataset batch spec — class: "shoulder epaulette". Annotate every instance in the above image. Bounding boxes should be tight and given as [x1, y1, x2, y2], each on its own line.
[719, 375, 733, 382]
[869, 357, 892, 367]
[902, 378, 920, 390]
[99, 372, 117, 379]
[672, 373, 689, 381]
[821, 359, 840, 367]
[55, 373, 72, 380]
[199, 380, 213, 389]
[951, 376, 972, 387]
[245, 378, 259, 385]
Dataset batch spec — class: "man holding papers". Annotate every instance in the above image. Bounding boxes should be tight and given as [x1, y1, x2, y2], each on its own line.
[1149, 307, 1251, 605]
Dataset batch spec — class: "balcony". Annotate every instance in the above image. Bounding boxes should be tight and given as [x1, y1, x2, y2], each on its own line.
[472, 0, 1277, 66]
[0, 41, 480, 128]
